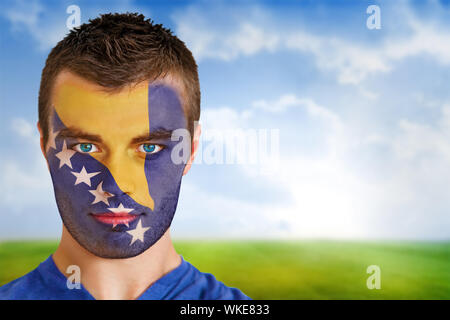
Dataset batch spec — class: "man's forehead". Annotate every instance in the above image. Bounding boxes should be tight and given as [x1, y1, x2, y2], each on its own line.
[52, 70, 182, 107]
[50, 71, 186, 134]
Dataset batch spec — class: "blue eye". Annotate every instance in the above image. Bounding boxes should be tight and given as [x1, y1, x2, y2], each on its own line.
[80, 143, 92, 152]
[143, 144, 155, 153]
[73, 143, 98, 153]
[139, 143, 163, 154]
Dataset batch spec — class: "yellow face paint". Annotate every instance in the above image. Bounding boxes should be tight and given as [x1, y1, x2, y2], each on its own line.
[52, 73, 155, 210]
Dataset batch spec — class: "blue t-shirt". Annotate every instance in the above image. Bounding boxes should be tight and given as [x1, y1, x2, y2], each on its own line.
[0, 255, 251, 300]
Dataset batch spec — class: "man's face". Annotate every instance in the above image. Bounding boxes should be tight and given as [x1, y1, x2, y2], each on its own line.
[45, 72, 189, 258]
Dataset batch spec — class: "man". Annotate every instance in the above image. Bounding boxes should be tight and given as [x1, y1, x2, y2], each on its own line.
[0, 13, 250, 300]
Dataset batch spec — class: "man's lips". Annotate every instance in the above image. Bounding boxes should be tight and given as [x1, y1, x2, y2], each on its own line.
[90, 212, 139, 227]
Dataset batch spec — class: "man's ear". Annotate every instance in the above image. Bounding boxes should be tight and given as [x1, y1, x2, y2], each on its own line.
[183, 123, 201, 176]
[37, 121, 47, 160]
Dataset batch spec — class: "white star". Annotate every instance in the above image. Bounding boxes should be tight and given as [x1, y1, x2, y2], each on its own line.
[107, 203, 134, 228]
[55, 140, 76, 169]
[126, 219, 150, 245]
[71, 166, 100, 187]
[89, 181, 114, 205]
[107, 203, 134, 214]
[46, 129, 60, 151]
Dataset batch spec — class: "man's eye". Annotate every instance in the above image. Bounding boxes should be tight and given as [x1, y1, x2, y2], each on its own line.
[138, 143, 163, 154]
[73, 143, 99, 153]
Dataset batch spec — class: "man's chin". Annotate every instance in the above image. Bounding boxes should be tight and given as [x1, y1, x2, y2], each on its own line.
[86, 247, 150, 259]
[63, 222, 162, 259]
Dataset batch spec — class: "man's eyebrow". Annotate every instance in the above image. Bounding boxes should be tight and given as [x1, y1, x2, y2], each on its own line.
[58, 127, 103, 143]
[131, 129, 173, 144]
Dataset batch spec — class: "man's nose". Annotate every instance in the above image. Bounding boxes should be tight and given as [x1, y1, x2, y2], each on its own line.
[104, 153, 136, 195]
[102, 151, 155, 210]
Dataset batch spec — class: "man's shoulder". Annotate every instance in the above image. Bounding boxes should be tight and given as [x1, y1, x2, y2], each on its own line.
[165, 259, 251, 300]
[0, 256, 77, 300]
[0, 267, 43, 300]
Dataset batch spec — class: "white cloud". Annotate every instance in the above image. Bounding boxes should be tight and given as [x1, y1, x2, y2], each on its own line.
[4, 0, 68, 51]
[10, 117, 36, 140]
[285, 33, 391, 85]
[201, 106, 247, 130]
[191, 93, 450, 240]
[174, 2, 450, 86]
[176, 18, 279, 61]
[190, 95, 360, 238]
[252, 94, 341, 127]
[385, 17, 450, 66]
[224, 23, 279, 59]
[174, 180, 285, 239]
[0, 118, 55, 215]
[393, 105, 450, 161]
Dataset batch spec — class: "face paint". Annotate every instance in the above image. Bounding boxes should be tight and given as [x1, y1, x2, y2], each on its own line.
[47, 75, 188, 258]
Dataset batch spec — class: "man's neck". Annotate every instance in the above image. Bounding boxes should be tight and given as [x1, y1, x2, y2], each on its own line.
[52, 226, 181, 300]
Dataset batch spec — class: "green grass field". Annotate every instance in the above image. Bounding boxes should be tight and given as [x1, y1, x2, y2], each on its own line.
[0, 240, 448, 299]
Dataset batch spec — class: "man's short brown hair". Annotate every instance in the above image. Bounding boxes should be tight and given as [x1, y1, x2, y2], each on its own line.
[39, 13, 200, 147]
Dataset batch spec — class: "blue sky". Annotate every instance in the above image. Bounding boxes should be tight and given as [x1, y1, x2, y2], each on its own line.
[0, 0, 449, 240]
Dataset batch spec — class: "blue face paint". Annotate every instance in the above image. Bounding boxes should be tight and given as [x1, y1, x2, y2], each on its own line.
[47, 83, 189, 258]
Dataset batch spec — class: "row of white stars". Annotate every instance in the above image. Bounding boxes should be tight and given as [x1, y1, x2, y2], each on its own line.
[49, 129, 150, 245]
